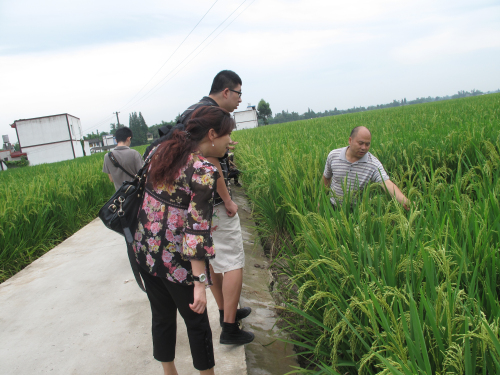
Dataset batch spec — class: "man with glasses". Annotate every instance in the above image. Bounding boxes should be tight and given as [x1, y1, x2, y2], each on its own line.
[197, 71, 254, 345]
[143, 70, 254, 346]
[143, 70, 242, 159]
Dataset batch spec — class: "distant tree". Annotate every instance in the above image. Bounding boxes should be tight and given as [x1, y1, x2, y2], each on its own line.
[109, 123, 123, 135]
[14, 142, 20, 151]
[129, 112, 148, 146]
[257, 99, 272, 125]
[83, 131, 107, 140]
[304, 108, 316, 119]
[148, 120, 176, 139]
[138, 112, 148, 142]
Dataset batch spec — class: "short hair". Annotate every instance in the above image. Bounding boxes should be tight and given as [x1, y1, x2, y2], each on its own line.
[115, 127, 133, 143]
[209, 70, 242, 95]
[350, 126, 371, 138]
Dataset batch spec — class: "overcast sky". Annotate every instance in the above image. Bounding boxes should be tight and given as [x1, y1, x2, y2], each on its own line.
[1, 0, 499, 142]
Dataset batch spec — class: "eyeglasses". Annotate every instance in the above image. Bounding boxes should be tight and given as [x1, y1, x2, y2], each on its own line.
[229, 89, 242, 98]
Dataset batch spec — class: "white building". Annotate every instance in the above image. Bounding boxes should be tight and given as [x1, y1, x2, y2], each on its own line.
[83, 138, 103, 155]
[102, 134, 116, 146]
[233, 106, 258, 130]
[11, 114, 84, 166]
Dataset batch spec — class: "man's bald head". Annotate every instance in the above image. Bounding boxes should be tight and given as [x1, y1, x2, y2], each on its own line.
[350, 126, 371, 139]
[347, 126, 372, 161]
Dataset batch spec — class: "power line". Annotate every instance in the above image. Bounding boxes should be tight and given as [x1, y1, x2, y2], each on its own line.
[82, 0, 253, 135]
[118, 0, 249, 113]
[82, 1, 219, 134]
[138, 0, 256, 103]
[121, 0, 220, 109]
[21, 0, 254, 163]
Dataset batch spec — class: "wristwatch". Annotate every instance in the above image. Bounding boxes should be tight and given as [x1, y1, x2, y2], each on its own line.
[193, 273, 207, 283]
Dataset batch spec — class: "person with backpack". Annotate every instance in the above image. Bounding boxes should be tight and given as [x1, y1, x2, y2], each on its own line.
[103, 127, 143, 191]
[132, 106, 235, 375]
[143, 70, 254, 345]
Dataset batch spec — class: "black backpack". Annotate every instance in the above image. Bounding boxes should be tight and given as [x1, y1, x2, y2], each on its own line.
[142, 99, 216, 159]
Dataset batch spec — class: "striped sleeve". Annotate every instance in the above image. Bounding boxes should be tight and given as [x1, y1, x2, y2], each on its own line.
[370, 155, 389, 183]
[323, 151, 334, 179]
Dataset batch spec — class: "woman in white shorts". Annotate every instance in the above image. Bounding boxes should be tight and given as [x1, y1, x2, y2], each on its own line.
[207, 151, 253, 345]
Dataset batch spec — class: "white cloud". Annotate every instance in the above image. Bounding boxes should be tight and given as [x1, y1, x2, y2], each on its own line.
[1, 0, 500, 142]
[393, 27, 500, 64]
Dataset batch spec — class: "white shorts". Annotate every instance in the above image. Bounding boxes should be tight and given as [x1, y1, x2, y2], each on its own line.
[210, 204, 245, 273]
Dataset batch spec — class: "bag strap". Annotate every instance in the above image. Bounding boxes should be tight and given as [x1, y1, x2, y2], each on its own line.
[135, 145, 159, 179]
[177, 100, 216, 125]
[125, 145, 160, 293]
[126, 242, 146, 292]
[108, 152, 135, 179]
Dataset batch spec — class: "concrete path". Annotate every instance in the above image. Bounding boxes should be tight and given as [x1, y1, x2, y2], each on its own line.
[0, 219, 246, 374]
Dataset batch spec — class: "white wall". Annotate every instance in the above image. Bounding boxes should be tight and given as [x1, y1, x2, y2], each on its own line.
[0, 150, 10, 161]
[15, 114, 85, 164]
[16, 115, 72, 148]
[24, 142, 75, 166]
[102, 135, 116, 146]
[0, 161, 7, 171]
[83, 140, 91, 156]
[234, 109, 258, 130]
[66, 115, 83, 141]
[73, 140, 84, 158]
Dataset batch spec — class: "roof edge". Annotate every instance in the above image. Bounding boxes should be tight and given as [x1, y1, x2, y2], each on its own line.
[14, 113, 81, 123]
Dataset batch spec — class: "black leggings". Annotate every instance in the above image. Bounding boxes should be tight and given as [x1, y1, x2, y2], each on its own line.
[139, 267, 215, 371]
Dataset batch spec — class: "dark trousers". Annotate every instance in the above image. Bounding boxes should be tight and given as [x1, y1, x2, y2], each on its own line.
[139, 267, 215, 371]
[228, 169, 240, 182]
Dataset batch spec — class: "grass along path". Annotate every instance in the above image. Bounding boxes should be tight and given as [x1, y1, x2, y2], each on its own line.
[0, 145, 149, 283]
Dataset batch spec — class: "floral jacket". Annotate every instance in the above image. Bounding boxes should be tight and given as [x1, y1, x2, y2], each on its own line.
[132, 153, 218, 285]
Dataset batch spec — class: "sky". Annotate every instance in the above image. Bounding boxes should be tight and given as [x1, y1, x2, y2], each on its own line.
[1, 0, 499, 143]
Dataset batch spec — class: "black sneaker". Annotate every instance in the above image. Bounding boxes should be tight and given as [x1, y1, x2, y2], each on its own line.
[219, 307, 252, 327]
[220, 322, 255, 345]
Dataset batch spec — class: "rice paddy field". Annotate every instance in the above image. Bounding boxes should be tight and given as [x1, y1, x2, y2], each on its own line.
[0, 153, 114, 282]
[0, 146, 147, 283]
[232, 93, 500, 374]
[1, 94, 499, 374]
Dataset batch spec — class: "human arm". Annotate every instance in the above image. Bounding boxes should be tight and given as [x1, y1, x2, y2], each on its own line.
[135, 151, 144, 174]
[103, 155, 113, 183]
[189, 259, 207, 314]
[322, 151, 334, 190]
[381, 179, 410, 210]
[322, 175, 331, 189]
[206, 156, 238, 217]
[184, 162, 217, 312]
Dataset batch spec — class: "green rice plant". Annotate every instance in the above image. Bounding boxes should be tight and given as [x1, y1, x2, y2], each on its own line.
[232, 94, 500, 374]
[0, 145, 148, 283]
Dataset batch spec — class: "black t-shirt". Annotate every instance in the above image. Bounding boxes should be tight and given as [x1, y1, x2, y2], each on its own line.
[142, 96, 229, 205]
[143, 96, 217, 159]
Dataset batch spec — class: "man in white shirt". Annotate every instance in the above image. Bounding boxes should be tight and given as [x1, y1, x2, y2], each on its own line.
[323, 126, 410, 210]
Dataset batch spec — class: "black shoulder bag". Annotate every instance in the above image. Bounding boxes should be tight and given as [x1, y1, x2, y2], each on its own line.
[99, 146, 158, 292]
[108, 152, 135, 179]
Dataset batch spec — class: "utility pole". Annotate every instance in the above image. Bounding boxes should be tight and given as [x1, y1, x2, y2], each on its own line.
[113, 112, 121, 127]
